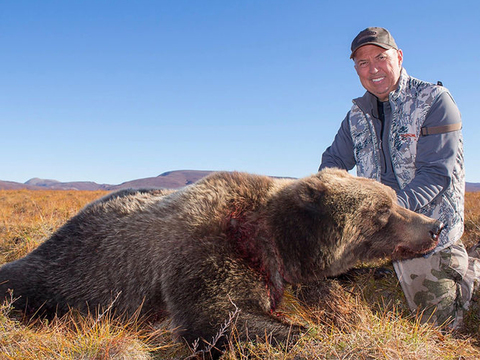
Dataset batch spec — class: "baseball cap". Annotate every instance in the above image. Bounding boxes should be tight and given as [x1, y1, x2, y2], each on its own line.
[350, 27, 398, 59]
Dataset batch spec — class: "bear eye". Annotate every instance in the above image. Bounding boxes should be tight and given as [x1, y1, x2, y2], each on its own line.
[377, 207, 391, 225]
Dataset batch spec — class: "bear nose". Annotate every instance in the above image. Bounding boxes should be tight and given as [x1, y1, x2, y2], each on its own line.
[430, 221, 444, 241]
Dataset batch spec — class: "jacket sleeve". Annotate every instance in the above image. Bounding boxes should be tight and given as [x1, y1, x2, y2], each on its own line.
[319, 112, 357, 171]
[396, 92, 462, 211]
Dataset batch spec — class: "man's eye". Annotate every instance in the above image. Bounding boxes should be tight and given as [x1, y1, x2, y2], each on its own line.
[357, 61, 368, 68]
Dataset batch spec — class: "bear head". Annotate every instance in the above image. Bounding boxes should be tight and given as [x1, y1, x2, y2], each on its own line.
[267, 168, 442, 283]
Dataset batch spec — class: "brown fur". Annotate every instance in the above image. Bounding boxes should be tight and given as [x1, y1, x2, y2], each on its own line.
[0, 169, 442, 358]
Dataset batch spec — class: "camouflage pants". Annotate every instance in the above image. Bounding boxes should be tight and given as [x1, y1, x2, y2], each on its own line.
[393, 242, 473, 329]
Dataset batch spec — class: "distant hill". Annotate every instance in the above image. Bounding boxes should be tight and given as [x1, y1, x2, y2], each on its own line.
[108, 170, 213, 191]
[467, 182, 480, 192]
[1, 170, 480, 192]
[0, 170, 214, 191]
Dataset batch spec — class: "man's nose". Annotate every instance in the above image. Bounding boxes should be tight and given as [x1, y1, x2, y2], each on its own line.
[369, 63, 379, 73]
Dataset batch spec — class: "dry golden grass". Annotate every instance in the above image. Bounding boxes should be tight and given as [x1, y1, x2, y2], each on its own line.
[1, 189, 480, 359]
[0, 190, 109, 264]
[464, 192, 480, 249]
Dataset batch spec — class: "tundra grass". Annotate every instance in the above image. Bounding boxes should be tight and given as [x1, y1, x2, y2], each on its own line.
[1, 190, 480, 359]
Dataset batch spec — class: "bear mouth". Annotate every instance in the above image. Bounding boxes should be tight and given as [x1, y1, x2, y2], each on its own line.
[392, 240, 439, 260]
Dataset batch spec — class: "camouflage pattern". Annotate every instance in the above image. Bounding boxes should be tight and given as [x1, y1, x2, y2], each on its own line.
[463, 246, 480, 312]
[348, 69, 465, 252]
[348, 106, 382, 182]
[393, 243, 469, 328]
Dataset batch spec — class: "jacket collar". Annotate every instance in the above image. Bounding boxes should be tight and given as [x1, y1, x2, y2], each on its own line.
[390, 68, 409, 102]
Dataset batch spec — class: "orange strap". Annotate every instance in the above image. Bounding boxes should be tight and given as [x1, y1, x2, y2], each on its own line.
[420, 122, 462, 136]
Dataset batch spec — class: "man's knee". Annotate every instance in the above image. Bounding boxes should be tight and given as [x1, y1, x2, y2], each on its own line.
[394, 243, 468, 327]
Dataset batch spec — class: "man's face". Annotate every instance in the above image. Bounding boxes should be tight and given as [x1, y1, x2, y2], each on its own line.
[353, 45, 403, 101]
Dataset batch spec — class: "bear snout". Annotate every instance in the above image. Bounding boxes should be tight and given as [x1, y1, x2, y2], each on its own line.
[391, 218, 443, 260]
[429, 220, 444, 241]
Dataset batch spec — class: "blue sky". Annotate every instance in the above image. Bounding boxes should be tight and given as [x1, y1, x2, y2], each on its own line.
[1, 1, 479, 184]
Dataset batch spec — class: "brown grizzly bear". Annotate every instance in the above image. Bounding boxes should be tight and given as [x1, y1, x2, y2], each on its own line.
[0, 169, 442, 357]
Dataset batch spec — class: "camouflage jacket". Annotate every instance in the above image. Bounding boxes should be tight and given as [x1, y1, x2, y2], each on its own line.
[348, 70, 465, 252]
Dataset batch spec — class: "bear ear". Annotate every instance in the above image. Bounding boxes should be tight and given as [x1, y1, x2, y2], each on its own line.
[294, 179, 327, 213]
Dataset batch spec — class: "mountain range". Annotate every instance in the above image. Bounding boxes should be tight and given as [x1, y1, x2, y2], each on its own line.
[0, 170, 213, 191]
[1, 170, 479, 192]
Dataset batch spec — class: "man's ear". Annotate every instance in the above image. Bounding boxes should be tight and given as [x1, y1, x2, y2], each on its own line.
[397, 49, 403, 67]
